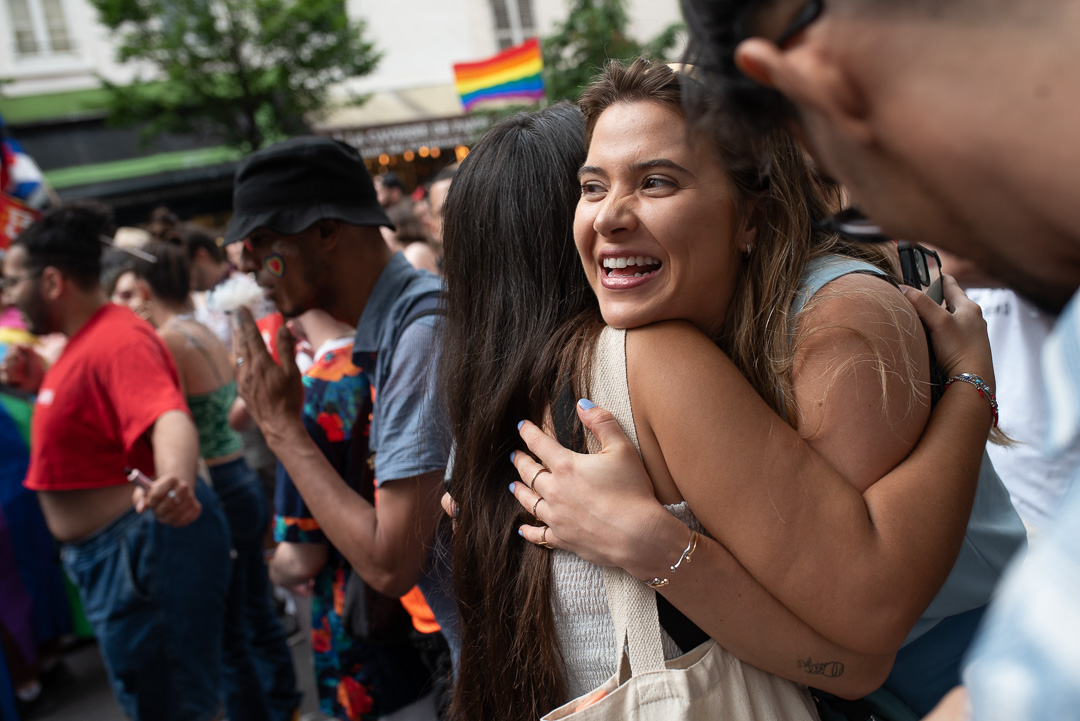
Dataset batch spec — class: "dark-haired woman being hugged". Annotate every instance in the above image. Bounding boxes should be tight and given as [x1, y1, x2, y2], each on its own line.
[125, 242, 300, 721]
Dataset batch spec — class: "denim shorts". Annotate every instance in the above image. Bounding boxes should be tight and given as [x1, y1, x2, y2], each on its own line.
[61, 480, 232, 721]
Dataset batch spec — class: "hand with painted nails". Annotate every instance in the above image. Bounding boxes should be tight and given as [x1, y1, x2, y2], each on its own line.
[510, 398, 666, 569]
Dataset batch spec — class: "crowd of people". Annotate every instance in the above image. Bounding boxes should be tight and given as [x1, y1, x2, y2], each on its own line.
[2, 0, 1080, 719]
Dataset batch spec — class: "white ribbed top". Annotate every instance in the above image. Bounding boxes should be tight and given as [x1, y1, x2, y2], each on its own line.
[551, 326, 703, 701]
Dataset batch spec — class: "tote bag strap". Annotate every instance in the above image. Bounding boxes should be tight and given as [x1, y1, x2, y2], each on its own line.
[588, 327, 667, 677]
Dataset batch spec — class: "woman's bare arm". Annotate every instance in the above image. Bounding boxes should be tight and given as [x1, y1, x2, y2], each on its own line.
[513, 277, 994, 655]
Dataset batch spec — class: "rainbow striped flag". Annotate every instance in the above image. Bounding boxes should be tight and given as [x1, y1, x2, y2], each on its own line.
[453, 37, 545, 113]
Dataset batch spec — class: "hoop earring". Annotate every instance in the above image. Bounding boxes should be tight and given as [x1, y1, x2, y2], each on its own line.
[743, 243, 753, 259]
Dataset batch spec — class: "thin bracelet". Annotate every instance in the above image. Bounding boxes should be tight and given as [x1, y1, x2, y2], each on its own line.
[646, 529, 699, 589]
[944, 372, 999, 428]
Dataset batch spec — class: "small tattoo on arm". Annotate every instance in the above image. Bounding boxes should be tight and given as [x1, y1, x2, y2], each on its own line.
[798, 657, 845, 678]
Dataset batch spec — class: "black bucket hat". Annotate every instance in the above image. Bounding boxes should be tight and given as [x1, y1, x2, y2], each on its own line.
[224, 136, 393, 245]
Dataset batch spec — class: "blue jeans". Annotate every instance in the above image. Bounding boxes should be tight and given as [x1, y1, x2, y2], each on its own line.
[210, 458, 299, 721]
[61, 480, 231, 721]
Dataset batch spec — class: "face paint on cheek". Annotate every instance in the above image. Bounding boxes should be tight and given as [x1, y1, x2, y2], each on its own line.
[264, 254, 285, 277]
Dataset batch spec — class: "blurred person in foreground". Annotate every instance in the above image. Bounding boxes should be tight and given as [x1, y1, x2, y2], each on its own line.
[0, 203, 231, 721]
[679, 0, 1080, 717]
[270, 309, 433, 720]
[226, 137, 455, 692]
[128, 241, 300, 721]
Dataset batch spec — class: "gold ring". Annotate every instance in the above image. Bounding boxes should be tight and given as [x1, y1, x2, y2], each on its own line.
[539, 526, 553, 549]
[528, 467, 549, 492]
[531, 497, 542, 523]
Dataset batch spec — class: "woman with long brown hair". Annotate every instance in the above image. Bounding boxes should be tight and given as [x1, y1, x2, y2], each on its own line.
[443, 61, 1021, 719]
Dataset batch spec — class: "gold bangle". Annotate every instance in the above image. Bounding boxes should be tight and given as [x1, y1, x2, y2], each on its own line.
[670, 530, 698, 573]
[643, 528, 698, 589]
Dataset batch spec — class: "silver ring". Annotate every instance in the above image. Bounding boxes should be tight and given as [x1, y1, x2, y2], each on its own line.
[167, 489, 180, 505]
[235, 356, 245, 367]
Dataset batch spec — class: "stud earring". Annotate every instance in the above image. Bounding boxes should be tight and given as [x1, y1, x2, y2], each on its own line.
[743, 243, 753, 258]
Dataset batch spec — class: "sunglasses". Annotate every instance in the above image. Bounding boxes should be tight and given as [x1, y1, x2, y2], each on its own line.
[815, 206, 891, 244]
[0, 269, 43, 292]
[817, 208, 944, 302]
[776, 0, 824, 47]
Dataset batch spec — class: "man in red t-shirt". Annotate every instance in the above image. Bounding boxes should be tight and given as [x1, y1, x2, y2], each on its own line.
[1, 204, 232, 721]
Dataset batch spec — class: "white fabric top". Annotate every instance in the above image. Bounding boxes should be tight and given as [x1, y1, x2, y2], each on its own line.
[967, 287, 1080, 531]
[552, 501, 703, 701]
[550, 325, 702, 701]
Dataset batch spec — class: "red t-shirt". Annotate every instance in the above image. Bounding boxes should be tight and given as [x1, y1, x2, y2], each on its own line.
[23, 303, 189, 491]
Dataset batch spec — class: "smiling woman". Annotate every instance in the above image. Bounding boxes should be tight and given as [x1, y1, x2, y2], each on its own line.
[575, 99, 746, 339]
[508, 58, 1024, 717]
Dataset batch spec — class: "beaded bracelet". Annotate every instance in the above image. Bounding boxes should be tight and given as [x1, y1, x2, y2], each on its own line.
[944, 372, 999, 428]
[646, 529, 699, 589]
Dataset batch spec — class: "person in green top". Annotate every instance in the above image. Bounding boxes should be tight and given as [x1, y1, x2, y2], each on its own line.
[122, 241, 300, 721]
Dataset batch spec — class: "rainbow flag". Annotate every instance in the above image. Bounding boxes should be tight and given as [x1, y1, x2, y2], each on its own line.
[453, 37, 545, 113]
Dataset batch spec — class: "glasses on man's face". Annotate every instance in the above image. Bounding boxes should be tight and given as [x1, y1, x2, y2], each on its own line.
[0, 269, 42, 294]
[815, 206, 892, 244]
[817, 207, 945, 302]
[775, 0, 824, 47]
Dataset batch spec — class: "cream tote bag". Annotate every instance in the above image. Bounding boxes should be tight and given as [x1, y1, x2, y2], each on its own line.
[542, 328, 820, 721]
[541, 564, 820, 721]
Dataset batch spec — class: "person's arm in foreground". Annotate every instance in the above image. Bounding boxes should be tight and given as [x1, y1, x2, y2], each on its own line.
[513, 277, 994, 656]
[233, 308, 443, 597]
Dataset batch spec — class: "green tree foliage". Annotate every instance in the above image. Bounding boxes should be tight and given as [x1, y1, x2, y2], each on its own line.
[541, 0, 683, 103]
[90, 0, 381, 150]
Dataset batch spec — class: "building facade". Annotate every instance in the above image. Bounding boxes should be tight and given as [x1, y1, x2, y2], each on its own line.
[0, 0, 682, 224]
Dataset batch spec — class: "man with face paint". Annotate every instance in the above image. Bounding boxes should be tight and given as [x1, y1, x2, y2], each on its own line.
[226, 138, 457, 667]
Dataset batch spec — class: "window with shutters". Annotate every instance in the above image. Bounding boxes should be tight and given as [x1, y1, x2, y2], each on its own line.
[489, 0, 536, 50]
[7, 0, 74, 57]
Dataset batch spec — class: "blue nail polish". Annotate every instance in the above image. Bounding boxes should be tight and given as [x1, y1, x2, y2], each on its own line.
[578, 398, 596, 410]
[509, 482, 516, 493]
[517, 420, 525, 431]
[518, 528, 524, 537]
[510, 451, 517, 464]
